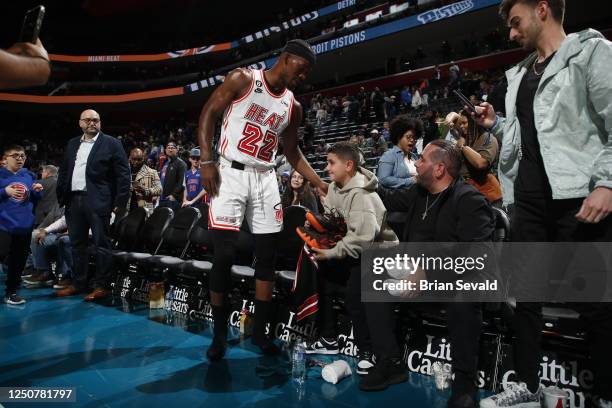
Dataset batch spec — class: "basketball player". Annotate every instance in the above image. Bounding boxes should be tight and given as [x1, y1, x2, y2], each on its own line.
[197, 39, 327, 360]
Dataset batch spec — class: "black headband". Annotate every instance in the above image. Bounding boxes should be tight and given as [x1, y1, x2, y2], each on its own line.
[283, 39, 316, 65]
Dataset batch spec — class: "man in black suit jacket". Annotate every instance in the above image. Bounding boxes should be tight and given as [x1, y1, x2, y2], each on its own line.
[56, 109, 130, 300]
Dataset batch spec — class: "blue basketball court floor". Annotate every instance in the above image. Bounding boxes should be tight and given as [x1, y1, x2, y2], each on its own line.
[0, 279, 491, 408]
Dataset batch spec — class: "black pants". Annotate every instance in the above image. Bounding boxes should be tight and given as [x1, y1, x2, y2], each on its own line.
[512, 196, 612, 398]
[366, 300, 482, 375]
[0, 230, 31, 296]
[317, 256, 372, 353]
[66, 194, 112, 291]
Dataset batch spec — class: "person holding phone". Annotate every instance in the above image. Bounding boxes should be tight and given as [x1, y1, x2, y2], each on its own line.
[0, 38, 50, 89]
[1, 6, 50, 90]
[443, 109, 501, 206]
[472, 1, 612, 407]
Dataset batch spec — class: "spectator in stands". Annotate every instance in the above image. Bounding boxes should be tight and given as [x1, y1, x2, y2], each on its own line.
[384, 95, 398, 122]
[128, 147, 162, 212]
[158, 141, 186, 212]
[432, 64, 442, 87]
[183, 148, 208, 207]
[305, 142, 397, 377]
[479, 80, 493, 101]
[0, 144, 43, 305]
[314, 141, 329, 154]
[444, 110, 501, 205]
[366, 129, 388, 156]
[34, 165, 59, 227]
[477, 0, 612, 406]
[400, 86, 412, 110]
[347, 96, 360, 122]
[363, 140, 494, 400]
[448, 61, 461, 89]
[281, 170, 319, 213]
[422, 110, 441, 149]
[316, 103, 328, 126]
[381, 121, 390, 142]
[0, 39, 50, 89]
[411, 85, 423, 110]
[376, 115, 421, 189]
[55, 109, 130, 301]
[24, 214, 73, 290]
[371, 87, 385, 122]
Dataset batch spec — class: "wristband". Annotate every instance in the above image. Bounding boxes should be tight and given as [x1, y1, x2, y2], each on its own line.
[200, 160, 216, 165]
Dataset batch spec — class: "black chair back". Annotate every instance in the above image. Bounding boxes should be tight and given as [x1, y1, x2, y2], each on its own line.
[194, 202, 209, 229]
[161, 207, 201, 256]
[188, 209, 213, 252]
[140, 207, 174, 254]
[110, 207, 129, 243]
[116, 207, 147, 251]
[492, 207, 510, 242]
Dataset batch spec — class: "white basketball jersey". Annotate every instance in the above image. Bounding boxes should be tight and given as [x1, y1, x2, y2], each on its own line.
[218, 69, 294, 169]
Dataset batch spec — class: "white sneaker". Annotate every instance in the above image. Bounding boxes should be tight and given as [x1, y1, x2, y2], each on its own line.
[356, 351, 376, 375]
[4, 294, 26, 305]
[303, 337, 339, 355]
[480, 382, 541, 408]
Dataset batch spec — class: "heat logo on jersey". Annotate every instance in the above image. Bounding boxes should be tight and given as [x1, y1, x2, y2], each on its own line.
[243, 103, 286, 131]
[7, 182, 29, 203]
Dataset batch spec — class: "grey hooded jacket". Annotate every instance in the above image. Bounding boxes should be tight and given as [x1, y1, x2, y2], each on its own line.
[491, 29, 612, 205]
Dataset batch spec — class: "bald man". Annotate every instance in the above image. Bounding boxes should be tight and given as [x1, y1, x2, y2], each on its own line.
[128, 147, 161, 211]
[56, 109, 131, 300]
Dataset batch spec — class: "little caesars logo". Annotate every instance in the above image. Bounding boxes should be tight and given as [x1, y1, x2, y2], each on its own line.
[131, 279, 150, 303]
[165, 286, 189, 314]
[500, 356, 592, 408]
[405, 335, 486, 388]
[119, 276, 132, 298]
[228, 299, 255, 328]
[275, 311, 317, 342]
[338, 326, 358, 357]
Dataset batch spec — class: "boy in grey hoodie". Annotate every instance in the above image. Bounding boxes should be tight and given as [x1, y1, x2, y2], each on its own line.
[305, 142, 399, 377]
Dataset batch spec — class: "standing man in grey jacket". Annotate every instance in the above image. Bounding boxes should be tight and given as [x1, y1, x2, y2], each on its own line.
[474, 1, 612, 407]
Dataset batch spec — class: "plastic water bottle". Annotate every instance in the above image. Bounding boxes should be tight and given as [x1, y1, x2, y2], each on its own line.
[292, 337, 306, 385]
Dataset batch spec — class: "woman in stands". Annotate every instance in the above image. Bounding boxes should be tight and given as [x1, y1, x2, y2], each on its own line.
[281, 170, 319, 214]
[444, 109, 502, 206]
[376, 115, 420, 189]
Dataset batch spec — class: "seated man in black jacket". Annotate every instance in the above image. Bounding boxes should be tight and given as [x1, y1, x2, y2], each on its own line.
[361, 140, 495, 408]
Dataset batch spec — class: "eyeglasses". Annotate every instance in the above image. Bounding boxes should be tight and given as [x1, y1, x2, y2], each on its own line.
[7, 153, 26, 160]
[80, 118, 100, 124]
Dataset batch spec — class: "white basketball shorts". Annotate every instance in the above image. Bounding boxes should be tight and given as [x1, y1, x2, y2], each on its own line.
[208, 158, 283, 234]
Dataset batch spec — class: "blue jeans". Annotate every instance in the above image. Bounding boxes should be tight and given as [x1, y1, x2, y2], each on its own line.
[30, 233, 73, 278]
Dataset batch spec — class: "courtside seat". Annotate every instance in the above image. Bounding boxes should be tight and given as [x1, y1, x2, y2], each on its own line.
[113, 207, 173, 265]
[143, 207, 200, 274]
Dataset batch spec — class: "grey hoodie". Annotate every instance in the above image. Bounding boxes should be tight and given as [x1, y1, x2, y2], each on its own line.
[321, 168, 398, 260]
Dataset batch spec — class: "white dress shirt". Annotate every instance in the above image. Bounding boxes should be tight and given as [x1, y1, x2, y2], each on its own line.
[71, 133, 98, 192]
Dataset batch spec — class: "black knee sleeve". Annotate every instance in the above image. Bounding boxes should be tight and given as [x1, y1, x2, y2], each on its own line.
[209, 230, 239, 293]
[253, 233, 278, 282]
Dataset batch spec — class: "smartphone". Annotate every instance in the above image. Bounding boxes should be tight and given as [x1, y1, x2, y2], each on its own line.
[19, 5, 45, 43]
[453, 89, 478, 115]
